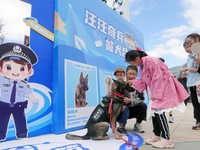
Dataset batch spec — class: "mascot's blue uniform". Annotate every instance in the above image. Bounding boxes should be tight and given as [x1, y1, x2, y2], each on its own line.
[0, 42, 37, 140]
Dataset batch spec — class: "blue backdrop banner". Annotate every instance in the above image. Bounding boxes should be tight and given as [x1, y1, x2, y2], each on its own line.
[53, 0, 144, 133]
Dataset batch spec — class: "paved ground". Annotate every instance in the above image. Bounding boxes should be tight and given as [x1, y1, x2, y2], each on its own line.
[1, 103, 200, 150]
[125, 102, 200, 149]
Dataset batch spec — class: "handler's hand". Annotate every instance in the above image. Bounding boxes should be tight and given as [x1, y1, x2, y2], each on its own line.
[114, 132, 122, 139]
[124, 97, 131, 104]
[131, 98, 143, 106]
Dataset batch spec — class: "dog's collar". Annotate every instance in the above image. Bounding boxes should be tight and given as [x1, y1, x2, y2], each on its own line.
[112, 91, 124, 98]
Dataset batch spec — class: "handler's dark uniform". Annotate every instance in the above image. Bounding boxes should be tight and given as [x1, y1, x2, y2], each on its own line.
[0, 42, 37, 140]
[85, 96, 123, 127]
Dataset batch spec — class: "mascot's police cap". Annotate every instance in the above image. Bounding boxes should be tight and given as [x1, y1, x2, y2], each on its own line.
[0, 42, 38, 65]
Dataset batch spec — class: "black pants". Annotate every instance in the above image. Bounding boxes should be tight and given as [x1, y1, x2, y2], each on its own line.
[152, 112, 170, 139]
[0, 101, 28, 140]
[128, 102, 147, 123]
[184, 97, 190, 106]
[190, 86, 200, 122]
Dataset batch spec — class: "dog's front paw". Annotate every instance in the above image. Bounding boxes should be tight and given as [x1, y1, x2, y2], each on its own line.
[114, 133, 122, 139]
[101, 135, 109, 140]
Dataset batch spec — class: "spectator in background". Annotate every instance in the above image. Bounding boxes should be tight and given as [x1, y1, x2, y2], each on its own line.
[180, 33, 200, 130]
[114, 68, 125, 82]
[178, 71, 190, 106]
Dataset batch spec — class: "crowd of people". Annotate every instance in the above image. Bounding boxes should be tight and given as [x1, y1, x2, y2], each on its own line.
[112, 32, 200, 149]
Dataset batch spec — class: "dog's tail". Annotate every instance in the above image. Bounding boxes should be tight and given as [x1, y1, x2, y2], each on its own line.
[65, 133, 90, 140]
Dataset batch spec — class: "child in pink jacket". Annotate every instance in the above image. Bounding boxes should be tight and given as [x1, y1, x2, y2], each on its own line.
[125, 50, 189, 149]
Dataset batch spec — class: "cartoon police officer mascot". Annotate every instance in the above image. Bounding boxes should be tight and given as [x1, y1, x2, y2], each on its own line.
[0, 42, 39, 141]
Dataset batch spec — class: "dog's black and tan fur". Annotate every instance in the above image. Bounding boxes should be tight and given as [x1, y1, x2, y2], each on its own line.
[75, 72, 89, 107]
[66, 79, 134, 140]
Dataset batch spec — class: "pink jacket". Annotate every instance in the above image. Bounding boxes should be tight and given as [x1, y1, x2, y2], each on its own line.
[132, 56, 189, 109]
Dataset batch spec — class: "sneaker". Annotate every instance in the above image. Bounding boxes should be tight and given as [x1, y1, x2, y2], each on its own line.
[145, 136, 160, 145]
[192, 122, 200, 130]
[133, 123, 145, 133]
[152, 138, 174, 148]
[169, 116, 174, 123]
[117, 127, 127, 134]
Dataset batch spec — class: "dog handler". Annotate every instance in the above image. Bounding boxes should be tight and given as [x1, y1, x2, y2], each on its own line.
[125, 50, 189, 149]
[117, 65, 147, 134]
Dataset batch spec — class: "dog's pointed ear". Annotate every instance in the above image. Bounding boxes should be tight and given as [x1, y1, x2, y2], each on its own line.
[85, 74, 89, 79]
[80, 72, 83, 78]
[112, 78, 116, 83]
[112, 78, 119, 84]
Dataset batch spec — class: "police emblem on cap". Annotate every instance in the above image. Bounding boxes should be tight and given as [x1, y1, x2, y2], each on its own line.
[0, 42, 38, 65]
[13, 45, 22, 53]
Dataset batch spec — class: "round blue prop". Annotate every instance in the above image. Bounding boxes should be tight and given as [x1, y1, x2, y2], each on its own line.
[119, 132, 144, 150]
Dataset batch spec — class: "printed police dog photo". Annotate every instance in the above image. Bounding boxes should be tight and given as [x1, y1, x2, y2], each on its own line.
[66, 79, 134, 140]
[75, 72, 89, 107]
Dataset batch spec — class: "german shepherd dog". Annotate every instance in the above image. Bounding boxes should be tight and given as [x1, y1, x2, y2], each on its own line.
[75, 72, 89, 107]
[66, 79, 134, 140]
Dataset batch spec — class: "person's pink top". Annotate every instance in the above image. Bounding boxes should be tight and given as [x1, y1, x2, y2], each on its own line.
[131, 56, 189, 109]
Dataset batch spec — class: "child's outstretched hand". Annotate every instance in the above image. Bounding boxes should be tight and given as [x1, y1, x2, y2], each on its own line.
[126, 80, 134, 86]
[151, 96, 155, 101]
